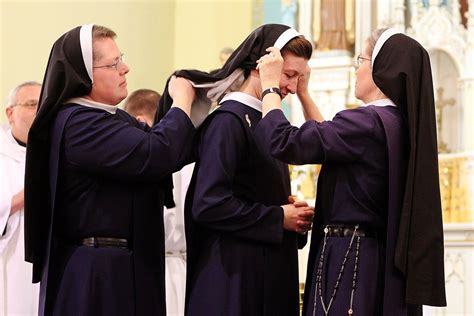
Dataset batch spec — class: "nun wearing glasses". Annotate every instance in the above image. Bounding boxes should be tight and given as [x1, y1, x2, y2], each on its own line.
[256, 28, 446, 315]
[24, 24, 196, 316]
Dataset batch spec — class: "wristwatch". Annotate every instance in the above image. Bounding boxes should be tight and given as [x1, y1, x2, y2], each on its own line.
[262, 87, 282, 99]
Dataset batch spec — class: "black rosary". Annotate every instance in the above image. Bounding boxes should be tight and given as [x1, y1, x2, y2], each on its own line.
[312, 225, 361, 316]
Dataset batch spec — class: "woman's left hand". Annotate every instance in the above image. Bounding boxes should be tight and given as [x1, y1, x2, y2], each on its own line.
[297, 64, 311, 97]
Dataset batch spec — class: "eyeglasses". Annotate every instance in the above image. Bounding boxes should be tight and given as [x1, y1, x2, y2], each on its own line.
[11, 100, 38, 108]
[356, 55, 371, 67]
[93, 53, 125, 71]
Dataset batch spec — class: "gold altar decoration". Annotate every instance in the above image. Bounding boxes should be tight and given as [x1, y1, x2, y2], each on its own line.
[289, 152, 473, 224]
[438, 153, 473, 223]
[289, 165, 320, 202]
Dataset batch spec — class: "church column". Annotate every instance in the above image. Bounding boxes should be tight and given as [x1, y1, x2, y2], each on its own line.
[392, 0, 406, 31]
[355, 0, 374, 57]
[298, 0, 312, 41]
[461, 0, 474, 150]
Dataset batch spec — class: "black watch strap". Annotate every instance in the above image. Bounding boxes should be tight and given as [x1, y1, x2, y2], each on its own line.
[262, 87, 282, 99]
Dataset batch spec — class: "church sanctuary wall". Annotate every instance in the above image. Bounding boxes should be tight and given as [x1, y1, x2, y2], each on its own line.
[173, 0, 253, 72]
[1, 0, 253, 124]
[0, 0, 175, 123]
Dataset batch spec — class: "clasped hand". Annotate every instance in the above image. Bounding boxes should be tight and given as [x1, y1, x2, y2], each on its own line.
[282, 196, 314, 234]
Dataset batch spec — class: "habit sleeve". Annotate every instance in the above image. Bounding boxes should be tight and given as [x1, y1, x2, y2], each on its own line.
[255, 108, 380, 165]
[192, 112, 284, 244]
[63, 106, 195, 180]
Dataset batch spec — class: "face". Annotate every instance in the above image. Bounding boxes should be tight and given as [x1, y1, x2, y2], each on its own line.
[5, 85, 41, 143]
[87, 37, 129, 105]
[354, 42, 380, 103]
[279, 53, 308, 98]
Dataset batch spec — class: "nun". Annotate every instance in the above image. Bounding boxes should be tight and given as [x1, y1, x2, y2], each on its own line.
[160, 24, 316, 316]
[24, 25, 196, 315]
[255, 29, 446, 315]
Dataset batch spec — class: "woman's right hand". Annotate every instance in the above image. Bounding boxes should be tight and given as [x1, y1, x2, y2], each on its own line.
[169, 75, 195, 116]
[256, 47, 283, 90]
[282, 203, 314, 234]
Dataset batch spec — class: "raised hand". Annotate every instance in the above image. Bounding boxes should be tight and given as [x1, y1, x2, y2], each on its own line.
[169, 75, 195, 117]
[256, 47, 284, 90]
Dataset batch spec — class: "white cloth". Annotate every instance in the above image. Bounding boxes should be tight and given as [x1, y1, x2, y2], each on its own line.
[164, 163, 194, 316]
[0, 128, 39, 316]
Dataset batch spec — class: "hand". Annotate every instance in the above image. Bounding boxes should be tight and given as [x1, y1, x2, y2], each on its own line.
[296, 64, 311, 98]
[288, 196, 313, 232]
[256, 47, 283, 90]
[288, 195, 309, 207]
[282, 203, 314, 234]
[169, 76, 195, 116]
[10, 189, 24, 216]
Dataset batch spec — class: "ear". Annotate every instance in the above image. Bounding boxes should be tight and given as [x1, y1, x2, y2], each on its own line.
[136, 115, 152, 127]
[136, 115, 146, 123]
[5, 106, 14, 124]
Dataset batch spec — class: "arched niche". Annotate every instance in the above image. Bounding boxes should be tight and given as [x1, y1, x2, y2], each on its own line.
[429, 48, 462, 153]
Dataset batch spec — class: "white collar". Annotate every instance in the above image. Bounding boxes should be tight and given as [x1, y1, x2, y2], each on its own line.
[220, 92, 262, 112]
[66, 97, 117, 114]
[274, 28, 302, 49]
[0, 128, 26, 162]
[362, 98, 397, 107]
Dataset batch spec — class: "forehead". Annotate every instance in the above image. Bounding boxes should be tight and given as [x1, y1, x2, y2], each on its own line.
[282, 53, 308, 72]
[93, 37, 120, 60]
[15, 85, 41, 102]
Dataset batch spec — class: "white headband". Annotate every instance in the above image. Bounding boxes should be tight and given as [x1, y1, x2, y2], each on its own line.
[80, 24, 94, 82]
[371, 28, 401, 67]
[274, 27, 302, 49]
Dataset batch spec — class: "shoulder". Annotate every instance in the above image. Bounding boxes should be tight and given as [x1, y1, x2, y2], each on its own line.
[329, 106, 385, 137]
[366, 105, 404, 125]
[203, 103, 247, 132]
[63, 104, 113, 123]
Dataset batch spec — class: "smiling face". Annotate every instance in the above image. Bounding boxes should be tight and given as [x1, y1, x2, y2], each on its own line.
[86, 37, 129, 105]
[279, 52, 309, 98]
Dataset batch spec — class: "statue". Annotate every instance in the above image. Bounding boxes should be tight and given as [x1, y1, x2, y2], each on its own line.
[312, 0, 355, 52]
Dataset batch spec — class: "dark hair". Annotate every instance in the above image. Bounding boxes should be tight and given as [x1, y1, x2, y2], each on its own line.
[281, 36, 313, 60]
[123, 89, 161, 118]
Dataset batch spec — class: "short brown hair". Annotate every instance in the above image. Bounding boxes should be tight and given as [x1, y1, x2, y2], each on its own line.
[92, 25, 117, 61]
[123, 89, 160, 118]
[281, 36, 313, 60]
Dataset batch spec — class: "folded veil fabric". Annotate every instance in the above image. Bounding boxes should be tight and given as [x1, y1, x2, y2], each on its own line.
[154, 24, 303, 208]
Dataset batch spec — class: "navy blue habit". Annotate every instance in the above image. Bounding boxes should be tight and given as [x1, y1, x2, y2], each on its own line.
[255, 31, 446, 316]
[185, 92, 305, 316]
[24, 25, 196, 316]
[256, 103, 410, 315]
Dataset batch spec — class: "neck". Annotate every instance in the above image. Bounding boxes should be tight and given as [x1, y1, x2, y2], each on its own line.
[362, 89, 388, 104]
[239, 70, 262, 100]
[11, 130, 27, 147]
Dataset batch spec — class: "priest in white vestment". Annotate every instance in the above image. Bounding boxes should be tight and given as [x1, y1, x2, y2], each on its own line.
[0, 81, 41, 316]
[164, 163, 193, 316]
